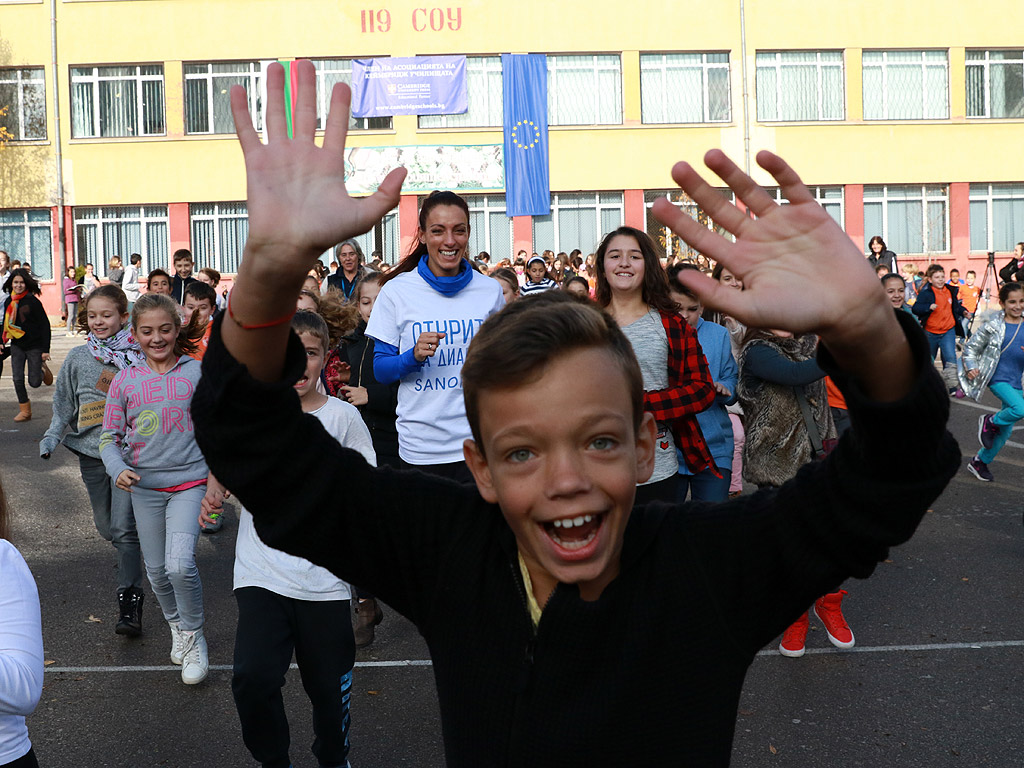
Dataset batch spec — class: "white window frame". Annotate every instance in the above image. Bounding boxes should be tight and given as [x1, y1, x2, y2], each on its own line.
[968, 183, 1024, 252]
[73, 205, 169, 277]
[764, 186, 845, 229]
[70, 64, 165, 138]
[862, 50, 949, 120]
[0, 67, 46, 140]
[419, 56, 503, 128]
[640, 52, 731, 124]
[863, 185, 949, 255]
[183, 61, 261, 135]
[0, 209, 52, 280]
[464, 194, 512, 261]
[547, 54, 623, 126]
[310, 58, 392, 131]
[755, 50, 845, 122]
[189, 202, 249, 274]
[966, 49, 1024, 119]
[533, 192, 624, 254]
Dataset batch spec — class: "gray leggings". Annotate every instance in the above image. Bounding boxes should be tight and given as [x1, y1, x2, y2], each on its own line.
[77, 454, 143, 591]
[131, 485, 206, 632]
[9, 345, 43, 404]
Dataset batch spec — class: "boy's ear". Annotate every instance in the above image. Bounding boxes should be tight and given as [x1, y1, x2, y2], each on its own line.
[634, 412, 657, 485]
[463, 439, 499, 504]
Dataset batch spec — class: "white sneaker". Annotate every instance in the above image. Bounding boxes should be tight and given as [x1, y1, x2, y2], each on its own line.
[169, 622, 186, 665]
[180, 628, 209, 685]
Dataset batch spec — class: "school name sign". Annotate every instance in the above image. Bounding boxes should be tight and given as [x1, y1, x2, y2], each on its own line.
[351, 55, 468, 117]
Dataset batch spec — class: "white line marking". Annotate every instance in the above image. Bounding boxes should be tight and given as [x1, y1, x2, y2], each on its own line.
[952, 399, 997, 413]
[44, 641, 1024, 673]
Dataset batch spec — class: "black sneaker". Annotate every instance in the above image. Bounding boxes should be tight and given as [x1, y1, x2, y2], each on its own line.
[116, 587, 144, 637]
[978, 414, 1000, 450]
[967, 457, 994, 482]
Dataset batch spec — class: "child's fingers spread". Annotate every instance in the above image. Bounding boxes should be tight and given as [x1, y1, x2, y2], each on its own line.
[292, 60, 319, 140]
[756, 150, 814, 205]
[231, 85, 260, 155]
[651, 198, 734, 264]
[322, 82, 353, 156]
[703, 150, 777, 218]
[667, 161, 748, 235]
[263, 62, 288, 143]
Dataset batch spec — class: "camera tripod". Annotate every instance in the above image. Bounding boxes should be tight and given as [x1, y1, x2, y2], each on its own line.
[970, 251, 1001, 333]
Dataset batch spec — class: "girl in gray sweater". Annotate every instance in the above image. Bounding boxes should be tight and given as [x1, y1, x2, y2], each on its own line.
[40, 285, 146, 637]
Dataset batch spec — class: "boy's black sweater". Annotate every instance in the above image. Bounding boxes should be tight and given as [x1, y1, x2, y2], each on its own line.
[193, 310, 958, 767]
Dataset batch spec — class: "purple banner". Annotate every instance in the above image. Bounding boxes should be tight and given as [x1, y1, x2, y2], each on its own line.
[351, 56, 468, 118]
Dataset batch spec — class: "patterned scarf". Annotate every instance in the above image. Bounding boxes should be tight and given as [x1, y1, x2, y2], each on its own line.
[2, 291, 26, 343]
[87, 327, 145, 370]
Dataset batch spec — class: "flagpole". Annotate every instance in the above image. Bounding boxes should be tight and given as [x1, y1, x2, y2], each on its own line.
[739, 0, 752, 178]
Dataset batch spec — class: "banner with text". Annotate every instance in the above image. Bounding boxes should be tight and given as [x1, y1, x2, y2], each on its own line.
[352, 56, 468, 117]
[343, 144, 503, 195]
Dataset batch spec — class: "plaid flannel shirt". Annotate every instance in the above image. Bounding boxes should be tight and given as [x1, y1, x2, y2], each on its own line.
[644, 311, 717, 474]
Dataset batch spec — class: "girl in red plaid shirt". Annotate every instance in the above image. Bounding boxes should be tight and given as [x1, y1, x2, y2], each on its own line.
[595, 226, 717, 504]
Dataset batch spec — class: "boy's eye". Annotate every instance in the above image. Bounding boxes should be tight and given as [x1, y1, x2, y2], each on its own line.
[506, 448, 533, 463]
[590, 436, 618, 451]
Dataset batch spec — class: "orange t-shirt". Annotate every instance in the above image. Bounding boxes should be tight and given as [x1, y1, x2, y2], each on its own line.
[924, 285, 954, 334]
[824, 376, 848, 411]
[960, 284, 981, 314]
[187, 322, 213, 361]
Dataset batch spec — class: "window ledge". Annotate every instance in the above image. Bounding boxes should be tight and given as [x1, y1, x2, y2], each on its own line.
[68, 135, 169, 144]
[417, 126, 502, 133]
[2, 139, 50, 146]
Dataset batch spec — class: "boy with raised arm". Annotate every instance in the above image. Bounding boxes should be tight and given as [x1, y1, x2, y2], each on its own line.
[192, 61, 959, 767]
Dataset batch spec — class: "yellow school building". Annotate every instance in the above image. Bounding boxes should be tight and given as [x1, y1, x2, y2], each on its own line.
[2, 0, 1023, 313]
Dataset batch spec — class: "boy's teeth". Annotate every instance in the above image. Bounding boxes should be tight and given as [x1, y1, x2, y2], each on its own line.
[552, 514, 594, 529]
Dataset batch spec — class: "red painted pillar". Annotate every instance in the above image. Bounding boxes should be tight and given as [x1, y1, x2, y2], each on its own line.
[845, 184, 864, 253]
[64, 206, 75, 266]
[623, 189, 645, 230]
[168, 203, 191, 267]
[512, 215, 532, 257]
[949, 182, 970, 266]
[398, 194, 420, 261]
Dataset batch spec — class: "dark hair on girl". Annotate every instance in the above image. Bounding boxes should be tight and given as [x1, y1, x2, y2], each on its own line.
[594, 226, 679, 315]
[77, 284, 129, 334]
[130, 293, 203, 356]
[490, 267, 519, 297]
[354, 271, 384, 304]
[562, 275, 591, 296]
[380, 191, 470, 286]
[881, 272, 906, 289]
[999, 282, 1022, 303]
[3, 268, 41, 296]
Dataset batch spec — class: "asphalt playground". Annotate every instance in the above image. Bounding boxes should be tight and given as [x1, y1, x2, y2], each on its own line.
[2, 331, 1022, 767]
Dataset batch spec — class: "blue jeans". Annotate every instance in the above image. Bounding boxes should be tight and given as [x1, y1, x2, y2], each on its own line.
[925, 328, 958, 389]
[77, 454, 142, 591]
[978, 383, 1024, 464]
[131, 485, 206, 632]
[676, 468, 732, 503]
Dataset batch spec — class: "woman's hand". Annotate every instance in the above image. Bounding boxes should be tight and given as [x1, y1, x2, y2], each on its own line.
[340, 385, 369, 407]
[966, 368, 980, 381]
[41, 353, 50, 363]
[115, 470, 140, 492]
[414, 332, 445, 363]
[655, 150, 912, 401]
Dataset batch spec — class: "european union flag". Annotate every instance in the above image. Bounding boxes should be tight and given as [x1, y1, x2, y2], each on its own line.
[502, 54, 550, 217]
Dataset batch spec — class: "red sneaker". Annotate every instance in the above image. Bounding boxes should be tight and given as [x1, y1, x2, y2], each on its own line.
[779, 611, 809, 657]
[813, 590, 855, 648]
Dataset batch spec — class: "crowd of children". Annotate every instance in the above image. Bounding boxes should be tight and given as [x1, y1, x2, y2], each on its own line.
[2, 59, 1017, 767]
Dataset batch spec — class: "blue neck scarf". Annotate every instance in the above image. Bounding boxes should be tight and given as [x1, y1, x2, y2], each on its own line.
[416, 254, 473, 296]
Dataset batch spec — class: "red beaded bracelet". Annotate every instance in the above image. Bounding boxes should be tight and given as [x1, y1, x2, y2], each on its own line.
[227, 293, 296, 330]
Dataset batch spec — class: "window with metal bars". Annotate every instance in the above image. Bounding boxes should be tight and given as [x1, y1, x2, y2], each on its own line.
[73, 206, 169, 277]
[644, 189, 734, 266]
[763, 186, 844, 229]
[0, 209, 52, 280]
[419, 57, 503, 128]
[533, 192, 623, 255]
[0, 68, 46, 140]
[310, 59, 392, 131]
[547, 55, 622, 126]
[863, 185, 948, 254]
[755, 51, 844, 122]
[190, 203, 249, 274]
[969, 183, 1024, 252]
[862, 50, 949, 120]
[70, 65, 165, 138]
[184, 62, 261, 134]
[966, 50, 1024, 119]
[640, 53, 731, 124]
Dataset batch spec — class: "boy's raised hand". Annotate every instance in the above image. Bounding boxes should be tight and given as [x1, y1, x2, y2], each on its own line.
[230, 60, 406, 275]
[654, 150, 912, 401]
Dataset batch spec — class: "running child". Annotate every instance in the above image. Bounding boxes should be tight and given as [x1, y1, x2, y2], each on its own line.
[193, 61, 958, 765]
[2, 269, 52, 423]
[100, 293, 223, 685]
[40, 284, 146, 635]
[961, 282, 1024, 482]
[881, 273, 915, 317]
[912, 264, 965, 395]
[202, 310, 374, 768]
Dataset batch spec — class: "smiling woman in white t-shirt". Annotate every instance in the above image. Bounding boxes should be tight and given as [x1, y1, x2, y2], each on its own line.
[365, 191, 504, 481]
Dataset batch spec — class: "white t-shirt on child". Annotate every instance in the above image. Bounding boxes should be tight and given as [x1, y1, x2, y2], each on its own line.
[233, 397, 376, 601]
[366, 268, 504, 464]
